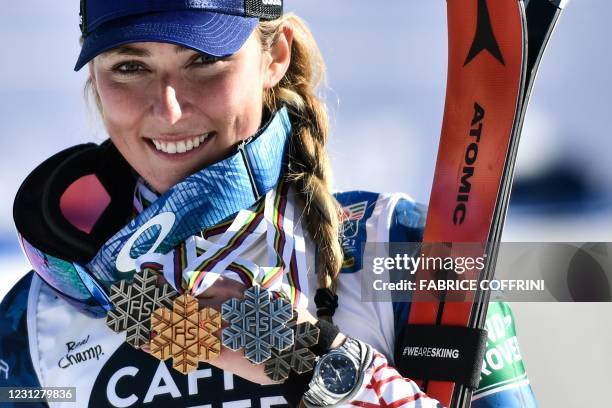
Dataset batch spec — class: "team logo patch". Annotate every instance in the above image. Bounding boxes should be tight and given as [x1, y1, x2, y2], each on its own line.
[341, 201, 368, 223]
[340, 200, 370, 274]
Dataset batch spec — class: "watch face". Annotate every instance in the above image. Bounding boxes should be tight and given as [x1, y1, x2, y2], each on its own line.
[319, 354, 357, 395]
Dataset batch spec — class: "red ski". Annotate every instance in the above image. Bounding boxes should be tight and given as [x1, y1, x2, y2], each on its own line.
[395, 1, 567, 407]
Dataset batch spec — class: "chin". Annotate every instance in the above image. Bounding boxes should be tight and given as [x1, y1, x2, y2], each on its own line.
[140, 170, 189, 194]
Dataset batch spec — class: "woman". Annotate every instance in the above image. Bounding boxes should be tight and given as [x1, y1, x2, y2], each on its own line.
[0, 1, 537, 407]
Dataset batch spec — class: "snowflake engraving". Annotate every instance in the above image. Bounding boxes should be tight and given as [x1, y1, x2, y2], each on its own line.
[264, 321, 320, 381]
[221, 286, 294, 364]
[106, 269, 178, 348]
[150, 294, 221, 374]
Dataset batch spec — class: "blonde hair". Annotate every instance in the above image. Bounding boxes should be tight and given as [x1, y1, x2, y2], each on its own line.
[258, 15, 343, 319]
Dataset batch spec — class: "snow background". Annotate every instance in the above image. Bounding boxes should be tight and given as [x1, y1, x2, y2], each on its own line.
[1, 1, 611, 406]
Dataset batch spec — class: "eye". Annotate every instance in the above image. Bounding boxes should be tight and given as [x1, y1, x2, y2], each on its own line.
[112, 61, 146, 75]
[191, 53, 222, 66]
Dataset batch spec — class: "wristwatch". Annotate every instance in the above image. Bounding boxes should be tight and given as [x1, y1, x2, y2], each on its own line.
[302, 337, 366, 407]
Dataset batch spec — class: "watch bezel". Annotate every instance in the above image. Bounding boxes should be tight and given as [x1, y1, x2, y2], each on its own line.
[313, 350, 359, 397]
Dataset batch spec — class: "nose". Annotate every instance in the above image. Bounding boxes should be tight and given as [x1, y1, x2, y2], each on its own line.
[154, 83, 183, 125]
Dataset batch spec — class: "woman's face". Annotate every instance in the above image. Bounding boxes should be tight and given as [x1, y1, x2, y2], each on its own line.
[90, 32, 278, 193]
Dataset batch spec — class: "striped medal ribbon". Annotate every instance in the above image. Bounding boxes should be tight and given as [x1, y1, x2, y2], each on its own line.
[134, 179, 309, 308]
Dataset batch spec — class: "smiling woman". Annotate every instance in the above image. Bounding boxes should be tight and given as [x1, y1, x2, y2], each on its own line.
[89, 35, 280, 193]
[0, 1, 538, 408]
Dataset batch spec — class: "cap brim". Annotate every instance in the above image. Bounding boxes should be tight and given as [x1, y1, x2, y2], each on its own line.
[75, 10, 258, 71]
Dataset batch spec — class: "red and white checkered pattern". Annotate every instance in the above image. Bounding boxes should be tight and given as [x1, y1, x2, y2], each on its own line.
[345, 352, 444, 408]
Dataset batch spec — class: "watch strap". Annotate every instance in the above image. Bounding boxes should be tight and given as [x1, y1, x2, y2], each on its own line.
[312, 319, 342, 354]
[337, 339, 374, 406]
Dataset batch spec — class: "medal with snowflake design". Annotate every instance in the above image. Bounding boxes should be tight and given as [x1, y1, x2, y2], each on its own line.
[106, 269, 177, 348]
[264, 320, 320, 381]
[150, 294, 222, 374]
[222, 285, 294, 364]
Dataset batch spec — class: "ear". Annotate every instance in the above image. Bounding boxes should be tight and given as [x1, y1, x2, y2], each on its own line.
[263, 25, 293, 89]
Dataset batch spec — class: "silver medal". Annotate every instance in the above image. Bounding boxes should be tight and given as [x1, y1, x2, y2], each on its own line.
[221, 285, 294, 364]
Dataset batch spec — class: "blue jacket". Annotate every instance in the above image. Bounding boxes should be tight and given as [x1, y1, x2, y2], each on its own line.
[0, 191, 537, 407]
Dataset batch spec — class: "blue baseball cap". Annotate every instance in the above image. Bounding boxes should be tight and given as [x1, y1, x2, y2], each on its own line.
[74, 0, 283, 71]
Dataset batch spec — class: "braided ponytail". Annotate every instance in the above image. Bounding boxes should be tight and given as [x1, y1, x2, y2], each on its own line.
[258, 15, 344, 320]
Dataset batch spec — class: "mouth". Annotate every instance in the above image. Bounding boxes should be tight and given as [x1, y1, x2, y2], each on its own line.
[147, 132, 215, 156]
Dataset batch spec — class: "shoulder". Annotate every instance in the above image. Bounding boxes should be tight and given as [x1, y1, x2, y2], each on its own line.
[334, 190, 426, 240]
[333, 190, 426, 274]
[0, 271, 34, 337]
[0, 271, 43, 391]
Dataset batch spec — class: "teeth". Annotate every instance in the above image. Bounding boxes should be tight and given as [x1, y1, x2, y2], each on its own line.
[166, 142, 177, 154]
[151, 133, 211, 154]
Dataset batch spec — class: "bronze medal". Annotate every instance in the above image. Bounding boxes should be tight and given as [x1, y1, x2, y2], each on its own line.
[264, 321, 320, 381]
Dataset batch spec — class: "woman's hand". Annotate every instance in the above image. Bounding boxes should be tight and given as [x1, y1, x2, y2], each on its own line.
[146, 275, 345, 385]
[196, 278, 344, 385]
[196, 278, 278, 385]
